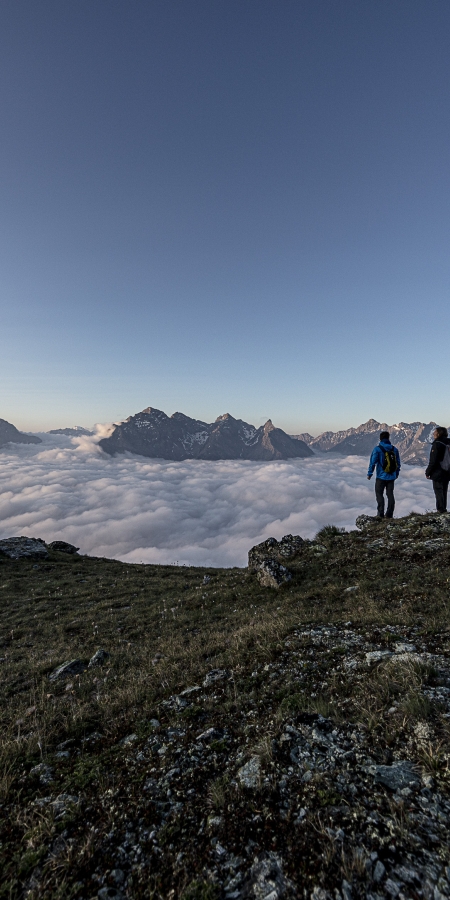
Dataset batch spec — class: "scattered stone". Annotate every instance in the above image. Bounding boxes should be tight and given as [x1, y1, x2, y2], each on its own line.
[373, 860, 386, 882]
[0, 536, 48, 560]
[179, 685, 201, 696]
[88, 648, 110, 668]
[355, 515, 378, 530]
[47, 540, 80, 554]
[238, 756, 261, 789]
[50, 794, 79, 817]
[365, 650, 393, 664]
[29, 763, 54, 785]
[341, 882, 353, 900]
[203, 669, 228, 687]
[49, 659, 87, 681]
[247, 852, 294, 899]
[374, 761, 421, 791]
[256, 558, 292, 589]
[120, 733, 138, 746]
[98, 888, 123, 900]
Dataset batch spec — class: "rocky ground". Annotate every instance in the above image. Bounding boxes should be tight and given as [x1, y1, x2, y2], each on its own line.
[1, 514, 450, 899]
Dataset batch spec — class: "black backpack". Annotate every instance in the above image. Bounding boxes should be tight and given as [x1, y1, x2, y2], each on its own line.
[380, 445, 398, 474]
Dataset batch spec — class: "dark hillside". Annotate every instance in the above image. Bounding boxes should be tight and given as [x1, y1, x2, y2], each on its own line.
[1, 514, 450, 899]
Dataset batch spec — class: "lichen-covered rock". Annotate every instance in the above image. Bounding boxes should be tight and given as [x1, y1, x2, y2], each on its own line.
[203, 668, 228, 687]
[0, 537, 48, 559]
[88, 648, 110, 668]
[238, 755, 261, 788]
[248, 533, 303, 571]
[49, 659, 87, 681]
[256, 558, 292, 589]
[374, 761, 421, 791]
[355, 515, 379, 531]
[246, 852, 295, 898]
[47, 541, 80, 554]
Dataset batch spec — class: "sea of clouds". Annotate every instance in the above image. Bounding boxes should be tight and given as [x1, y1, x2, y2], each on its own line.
[0, 429, 435, 568]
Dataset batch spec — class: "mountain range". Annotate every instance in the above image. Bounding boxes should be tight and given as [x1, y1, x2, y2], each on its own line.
[0, 418, 41, 449]
[292, 418, 445, 466]
[99, 408, 313, 461]
[48, 427, 94, 436]
[1, 413, 446, 466]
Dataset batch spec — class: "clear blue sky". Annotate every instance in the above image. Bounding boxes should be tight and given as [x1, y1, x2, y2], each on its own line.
[1, 1, 449, 434]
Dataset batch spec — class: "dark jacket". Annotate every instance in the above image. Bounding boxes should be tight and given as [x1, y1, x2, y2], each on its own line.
[367, 441, 401, 481]
[426, 438, 450, 481]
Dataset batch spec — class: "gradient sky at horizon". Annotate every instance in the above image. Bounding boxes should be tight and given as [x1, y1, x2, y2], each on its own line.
[1, 1, 449, 434]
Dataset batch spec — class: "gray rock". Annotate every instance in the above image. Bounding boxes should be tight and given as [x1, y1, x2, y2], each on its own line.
[248, 852, 294, 899]
[342, 881, 353, 900]
[355, 515, 378, 531]
[248, 534, 303, 571]
[49, 659, 87, 681]
[47, 540, 80, 554]
[203, 669, 228, 687]
[0, 536, 48, 560]
[373, 860, 386, 882]
[120, 733, 138, 746]
[256, 558, 292, 589]
[98, 888, 123, 900]
[30, 763, 54, 784]
[374, 761, 421, 791]
[88, 648, 110, 668]
[238, 756, 261, 789]
[365, 650, 393, 664]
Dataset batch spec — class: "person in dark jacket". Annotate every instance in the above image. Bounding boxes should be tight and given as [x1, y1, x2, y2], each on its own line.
[367, 431, 401, 518]
[425, 426, 450, 513]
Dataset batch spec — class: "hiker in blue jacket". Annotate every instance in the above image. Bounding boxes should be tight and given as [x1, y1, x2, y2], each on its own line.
[367, 431, 401, 518]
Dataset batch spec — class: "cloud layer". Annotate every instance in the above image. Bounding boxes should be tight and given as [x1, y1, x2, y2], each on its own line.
[0, 431, 435, 567]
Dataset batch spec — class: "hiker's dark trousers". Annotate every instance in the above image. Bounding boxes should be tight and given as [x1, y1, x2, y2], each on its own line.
[433, 477, 449, 513]
[375, 478, 395, 518]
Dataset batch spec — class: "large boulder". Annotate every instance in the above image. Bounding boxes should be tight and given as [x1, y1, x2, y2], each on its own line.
[0, 537, 48, 560]
[48, 541, 80, 554]
[255, 558, 292, 589]
[248, 534, 303, 571]
[49, 659, 87, 681]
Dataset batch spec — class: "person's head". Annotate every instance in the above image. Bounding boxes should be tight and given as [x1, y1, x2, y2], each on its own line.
[434, 426, 448, 441]
[380, 431, 390, 442]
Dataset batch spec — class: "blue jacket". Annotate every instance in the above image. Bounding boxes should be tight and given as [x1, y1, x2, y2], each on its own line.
[367, 441, 401, 480]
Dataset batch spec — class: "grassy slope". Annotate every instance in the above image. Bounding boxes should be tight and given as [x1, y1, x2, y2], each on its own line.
[1, 513, 450, 898]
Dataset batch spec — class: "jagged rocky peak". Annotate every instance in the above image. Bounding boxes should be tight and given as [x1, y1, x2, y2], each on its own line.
[0, 418, 42, 448]
[48, 426, 93, 436]
[291, 418, 445, 466]
[99, 406, 313, 461]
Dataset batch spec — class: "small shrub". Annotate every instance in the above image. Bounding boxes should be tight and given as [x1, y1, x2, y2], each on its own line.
[315, 525, 346, 542]
[182, 880, 219, 900]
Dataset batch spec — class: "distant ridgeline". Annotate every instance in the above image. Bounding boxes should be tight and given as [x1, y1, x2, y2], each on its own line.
[99, 407, 313, 461]
[291, 418, 448, 466]
[1, 413, 447, 466]
[0, 418, 41, 448]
